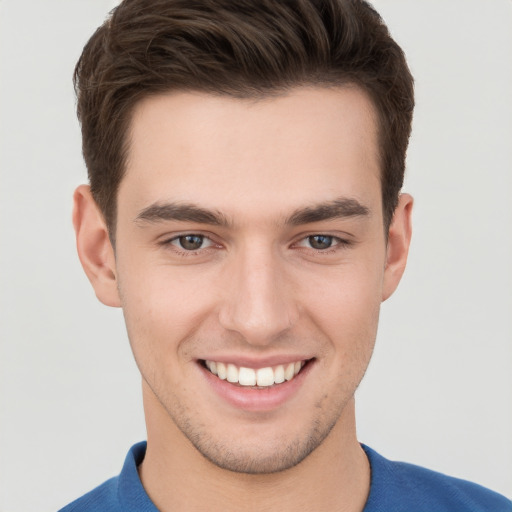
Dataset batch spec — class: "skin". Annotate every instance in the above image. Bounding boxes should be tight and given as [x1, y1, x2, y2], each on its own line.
[73, 86, 413, 511]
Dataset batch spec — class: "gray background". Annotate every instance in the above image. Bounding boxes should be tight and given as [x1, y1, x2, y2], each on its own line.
[1, 1, 511, 510]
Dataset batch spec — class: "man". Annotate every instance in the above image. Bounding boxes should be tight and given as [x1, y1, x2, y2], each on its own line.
[61, 0, 511, 510]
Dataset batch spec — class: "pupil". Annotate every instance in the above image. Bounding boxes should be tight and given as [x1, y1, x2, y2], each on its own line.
[309, 235, 332, 250]
[180, 235, 203, 250]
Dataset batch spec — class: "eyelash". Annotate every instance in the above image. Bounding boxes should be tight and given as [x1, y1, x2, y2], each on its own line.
[295, 234, 351, 253]
[160, 233, 352, 257]
[160, 234, 218, 257]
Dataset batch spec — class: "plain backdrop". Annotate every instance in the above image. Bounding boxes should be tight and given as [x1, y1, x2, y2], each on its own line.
[0, 1, 511, 511]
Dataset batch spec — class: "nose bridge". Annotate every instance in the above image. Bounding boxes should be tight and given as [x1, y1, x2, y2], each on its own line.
[219, 241, 297, 344]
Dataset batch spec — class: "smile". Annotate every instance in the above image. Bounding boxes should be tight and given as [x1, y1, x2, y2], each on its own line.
[203, 360, 307, 387]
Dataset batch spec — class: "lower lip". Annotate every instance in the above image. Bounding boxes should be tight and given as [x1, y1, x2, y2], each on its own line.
[199, 361, 314, 412]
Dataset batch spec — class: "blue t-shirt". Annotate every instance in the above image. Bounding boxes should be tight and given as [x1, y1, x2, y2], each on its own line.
[59, 441, 511, 511]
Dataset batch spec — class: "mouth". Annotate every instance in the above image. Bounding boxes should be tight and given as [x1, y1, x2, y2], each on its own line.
[200, 359, 312, 388]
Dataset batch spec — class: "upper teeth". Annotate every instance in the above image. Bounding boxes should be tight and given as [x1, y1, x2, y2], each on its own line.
[205, 360, 305, 387]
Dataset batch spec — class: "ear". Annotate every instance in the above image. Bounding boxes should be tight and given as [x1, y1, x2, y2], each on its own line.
[382, 193, 413, 302]
[72, 185, 121, 307]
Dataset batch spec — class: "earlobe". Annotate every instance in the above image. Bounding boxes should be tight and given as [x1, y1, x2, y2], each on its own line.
[382, 193, 413, 302]
[72, 185, 121, 307]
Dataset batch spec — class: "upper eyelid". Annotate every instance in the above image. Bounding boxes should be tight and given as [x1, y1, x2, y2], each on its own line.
[294, 235, 351, 249]
[293, 232, 353, 244]
[160, 231, 216, 243]
[165, 234, 215, 249]
[161, 234, 217, 255]
[170, 234, 210, 242]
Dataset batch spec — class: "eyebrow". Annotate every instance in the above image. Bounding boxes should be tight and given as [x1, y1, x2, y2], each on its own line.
[286, 198, 370, 225]
[135, 202, 230, 227]
[135, 197, 370, 227]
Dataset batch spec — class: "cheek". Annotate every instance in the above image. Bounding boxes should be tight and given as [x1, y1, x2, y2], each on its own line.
[116, 260, 217, 361]
[302, 262, 383, 355]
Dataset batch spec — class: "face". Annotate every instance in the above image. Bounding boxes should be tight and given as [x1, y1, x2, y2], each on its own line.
[75, 86, 412, 474]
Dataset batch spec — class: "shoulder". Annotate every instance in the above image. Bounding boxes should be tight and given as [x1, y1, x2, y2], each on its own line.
[58, 442, 156, 512]
[362, 445, 512, 512]
[58, 477, 120, 512]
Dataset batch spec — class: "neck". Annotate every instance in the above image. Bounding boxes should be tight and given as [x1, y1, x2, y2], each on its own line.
[139, 383, 370, 512]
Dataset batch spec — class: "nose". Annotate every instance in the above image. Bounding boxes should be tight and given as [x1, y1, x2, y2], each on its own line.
[218, 245, 299, 346]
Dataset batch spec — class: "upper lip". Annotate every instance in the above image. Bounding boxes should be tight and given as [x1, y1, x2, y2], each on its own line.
[197, 355, 314, 368]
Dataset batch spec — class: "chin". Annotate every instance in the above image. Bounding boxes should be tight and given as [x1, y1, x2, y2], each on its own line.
[195, 440, 317, 474]
[179, 414, 340, 475]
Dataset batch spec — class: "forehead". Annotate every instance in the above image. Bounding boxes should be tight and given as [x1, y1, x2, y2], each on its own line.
[121, 86, 381, 222]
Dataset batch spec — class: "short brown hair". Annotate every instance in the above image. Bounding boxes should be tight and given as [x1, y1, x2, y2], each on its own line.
[74, 0, 414, 236]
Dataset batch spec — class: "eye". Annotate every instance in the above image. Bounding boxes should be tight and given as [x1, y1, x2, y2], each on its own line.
[300, 235, 338, 250]
[307, 235, 334, 250]
[170, 234, 213, 251]
[304, 235, 338, 250]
